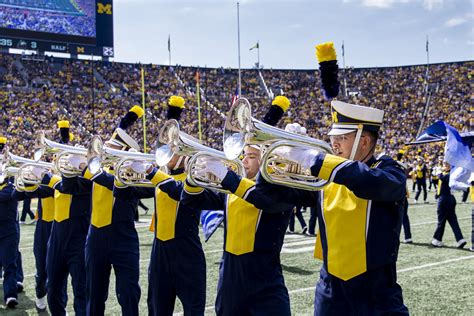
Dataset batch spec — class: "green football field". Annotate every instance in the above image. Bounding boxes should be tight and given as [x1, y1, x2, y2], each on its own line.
[1, 184, 473, 315]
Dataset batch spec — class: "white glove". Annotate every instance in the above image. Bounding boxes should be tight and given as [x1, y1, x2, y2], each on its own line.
[130, 161, 152, 174]
[69, 154, 87, 169]
[274, 147, 319, 170]
[284, 123, 307, 136]
[194, 157, 228, 181]
[31, 166, 46, 179]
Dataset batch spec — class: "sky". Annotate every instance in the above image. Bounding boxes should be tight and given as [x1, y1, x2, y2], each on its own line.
[113, 0, 473, 69]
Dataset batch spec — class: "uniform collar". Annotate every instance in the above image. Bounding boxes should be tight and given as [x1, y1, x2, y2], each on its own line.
[170, 168, 185, 175]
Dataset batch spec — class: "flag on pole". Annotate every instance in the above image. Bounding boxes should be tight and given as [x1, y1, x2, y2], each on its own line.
[417, 121, 474, 171]
[342, 41, 345, 57]
[249, 41, 259, 51]
[200, 210, 224, 242]
[444, 123, 473, 171]
[168, 35, 171, 52]
[425, 36, 429, 52]
[231, 86, 239, 106]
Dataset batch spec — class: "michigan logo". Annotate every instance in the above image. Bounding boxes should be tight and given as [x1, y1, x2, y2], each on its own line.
[77, 47, 85, 53]
[97, 3, 112, 14]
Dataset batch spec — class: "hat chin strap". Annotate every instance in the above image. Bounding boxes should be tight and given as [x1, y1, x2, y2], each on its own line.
[173, 155, 185, 171]
[349, 125, 364, 160]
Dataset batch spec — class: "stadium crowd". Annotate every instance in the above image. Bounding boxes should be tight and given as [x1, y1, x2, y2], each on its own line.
[0, 53, 471, 165]
[0, 1, 95, 38]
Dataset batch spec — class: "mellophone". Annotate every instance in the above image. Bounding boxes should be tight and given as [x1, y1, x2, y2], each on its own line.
[0, 97, 333, 192]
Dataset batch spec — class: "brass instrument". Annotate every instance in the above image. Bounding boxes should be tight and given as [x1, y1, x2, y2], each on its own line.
[1, 151, 54, 188]
[223, 97, 333, 190]
[87, 135, 158, 187]
[159, 119, 246, 192]
[36, 132, 88, 177]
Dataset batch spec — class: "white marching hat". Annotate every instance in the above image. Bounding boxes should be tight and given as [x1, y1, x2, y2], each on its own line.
[328, 100, 384, 136]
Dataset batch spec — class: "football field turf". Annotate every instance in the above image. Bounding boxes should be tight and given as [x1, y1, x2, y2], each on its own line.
[2, 185, 473, 315]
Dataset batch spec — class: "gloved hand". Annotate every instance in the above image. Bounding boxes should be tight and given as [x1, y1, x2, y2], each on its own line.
[284, 123, 307, 136]
[31, 166, 47, 179]
[69, 154, 87, 170]
[130, 161, 153, 174]
[194, 156, 229, 181]
[274, 146, 319, 170]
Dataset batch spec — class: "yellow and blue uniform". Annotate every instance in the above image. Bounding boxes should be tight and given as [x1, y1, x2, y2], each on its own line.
[0, 178, 20, 303]
[23, 184, 63, 301]
[414, 162, 428, 202]
[396, 159, 411, 241]
[41, 173, 92, 316]
[140, 168, 206, 316]
[11, 190, 27, 292]
[82, 168, 149, 316]
[224, 154, 409, 315]
[181, 172, 293, 316]
[433, 172, 465, 243]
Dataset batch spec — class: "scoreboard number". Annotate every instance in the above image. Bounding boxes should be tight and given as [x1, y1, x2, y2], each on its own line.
[0, 39, 13, 47]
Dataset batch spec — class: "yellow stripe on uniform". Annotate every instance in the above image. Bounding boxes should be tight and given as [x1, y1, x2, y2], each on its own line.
[90, 183, 114, 228]
[23, 185, 39, 192]
[155, 173, 186, 241]
[83, 168, 96, 180]
[320, 183, 368, 281]
[47, 175, 62, 189]
[183, 181, 204, 195]
[318, 154, 348, 181]
[41, 197, 55, 222]
[233, 178, 255, 199]
[225, 195, 261, 255]
[53, 191, 72, 222]
[150, 170, 172, 186]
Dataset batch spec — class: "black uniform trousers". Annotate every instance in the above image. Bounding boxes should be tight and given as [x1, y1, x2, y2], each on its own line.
[415, 178, 427, 202]
[0, 223, 19, 302]
[314, 264, 408, 315]
[433, 195, 464, 242]
[288, 207, 307, 232]
[215, 251, 290, 316]
[401, 198, 411, 240]
[148, 237, 206, 316]
[47, 218, 88, 316]
[85, 224, 140, 316]
[34, 220, 54, 299]
[308, 207, 317, 235]
[20, 197, 35, 222]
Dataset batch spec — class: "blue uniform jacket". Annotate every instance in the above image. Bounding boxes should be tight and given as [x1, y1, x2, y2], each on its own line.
[221, 154, 406, 280]
[0, 179, 19, 238]
[181, 173, 293, 254]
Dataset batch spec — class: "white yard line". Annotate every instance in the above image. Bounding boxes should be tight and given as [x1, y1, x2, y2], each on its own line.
[287, 255, 474, 295]
[411, 216, 470, 227]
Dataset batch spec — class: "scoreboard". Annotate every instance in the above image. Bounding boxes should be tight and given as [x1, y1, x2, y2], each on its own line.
[0, 0, 114, 57]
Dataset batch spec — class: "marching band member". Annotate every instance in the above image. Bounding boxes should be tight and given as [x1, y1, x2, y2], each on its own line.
[180, 96, 295, 316]
[396, 149, 412, 243]
[23, 182, 58, 311]
[131, 96, 207, 315]
[227, 100, 409, 315]
[80, 105, 147, 315]
[0, 136, 20, 308]
[33, 120, 92, 316]
[414, 156, 428, 203]
[21, 125, 67, 312]
[431, 161, 467, 248]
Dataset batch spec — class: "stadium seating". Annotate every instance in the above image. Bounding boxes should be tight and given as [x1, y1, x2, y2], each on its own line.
[0, 53, 470, 165]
